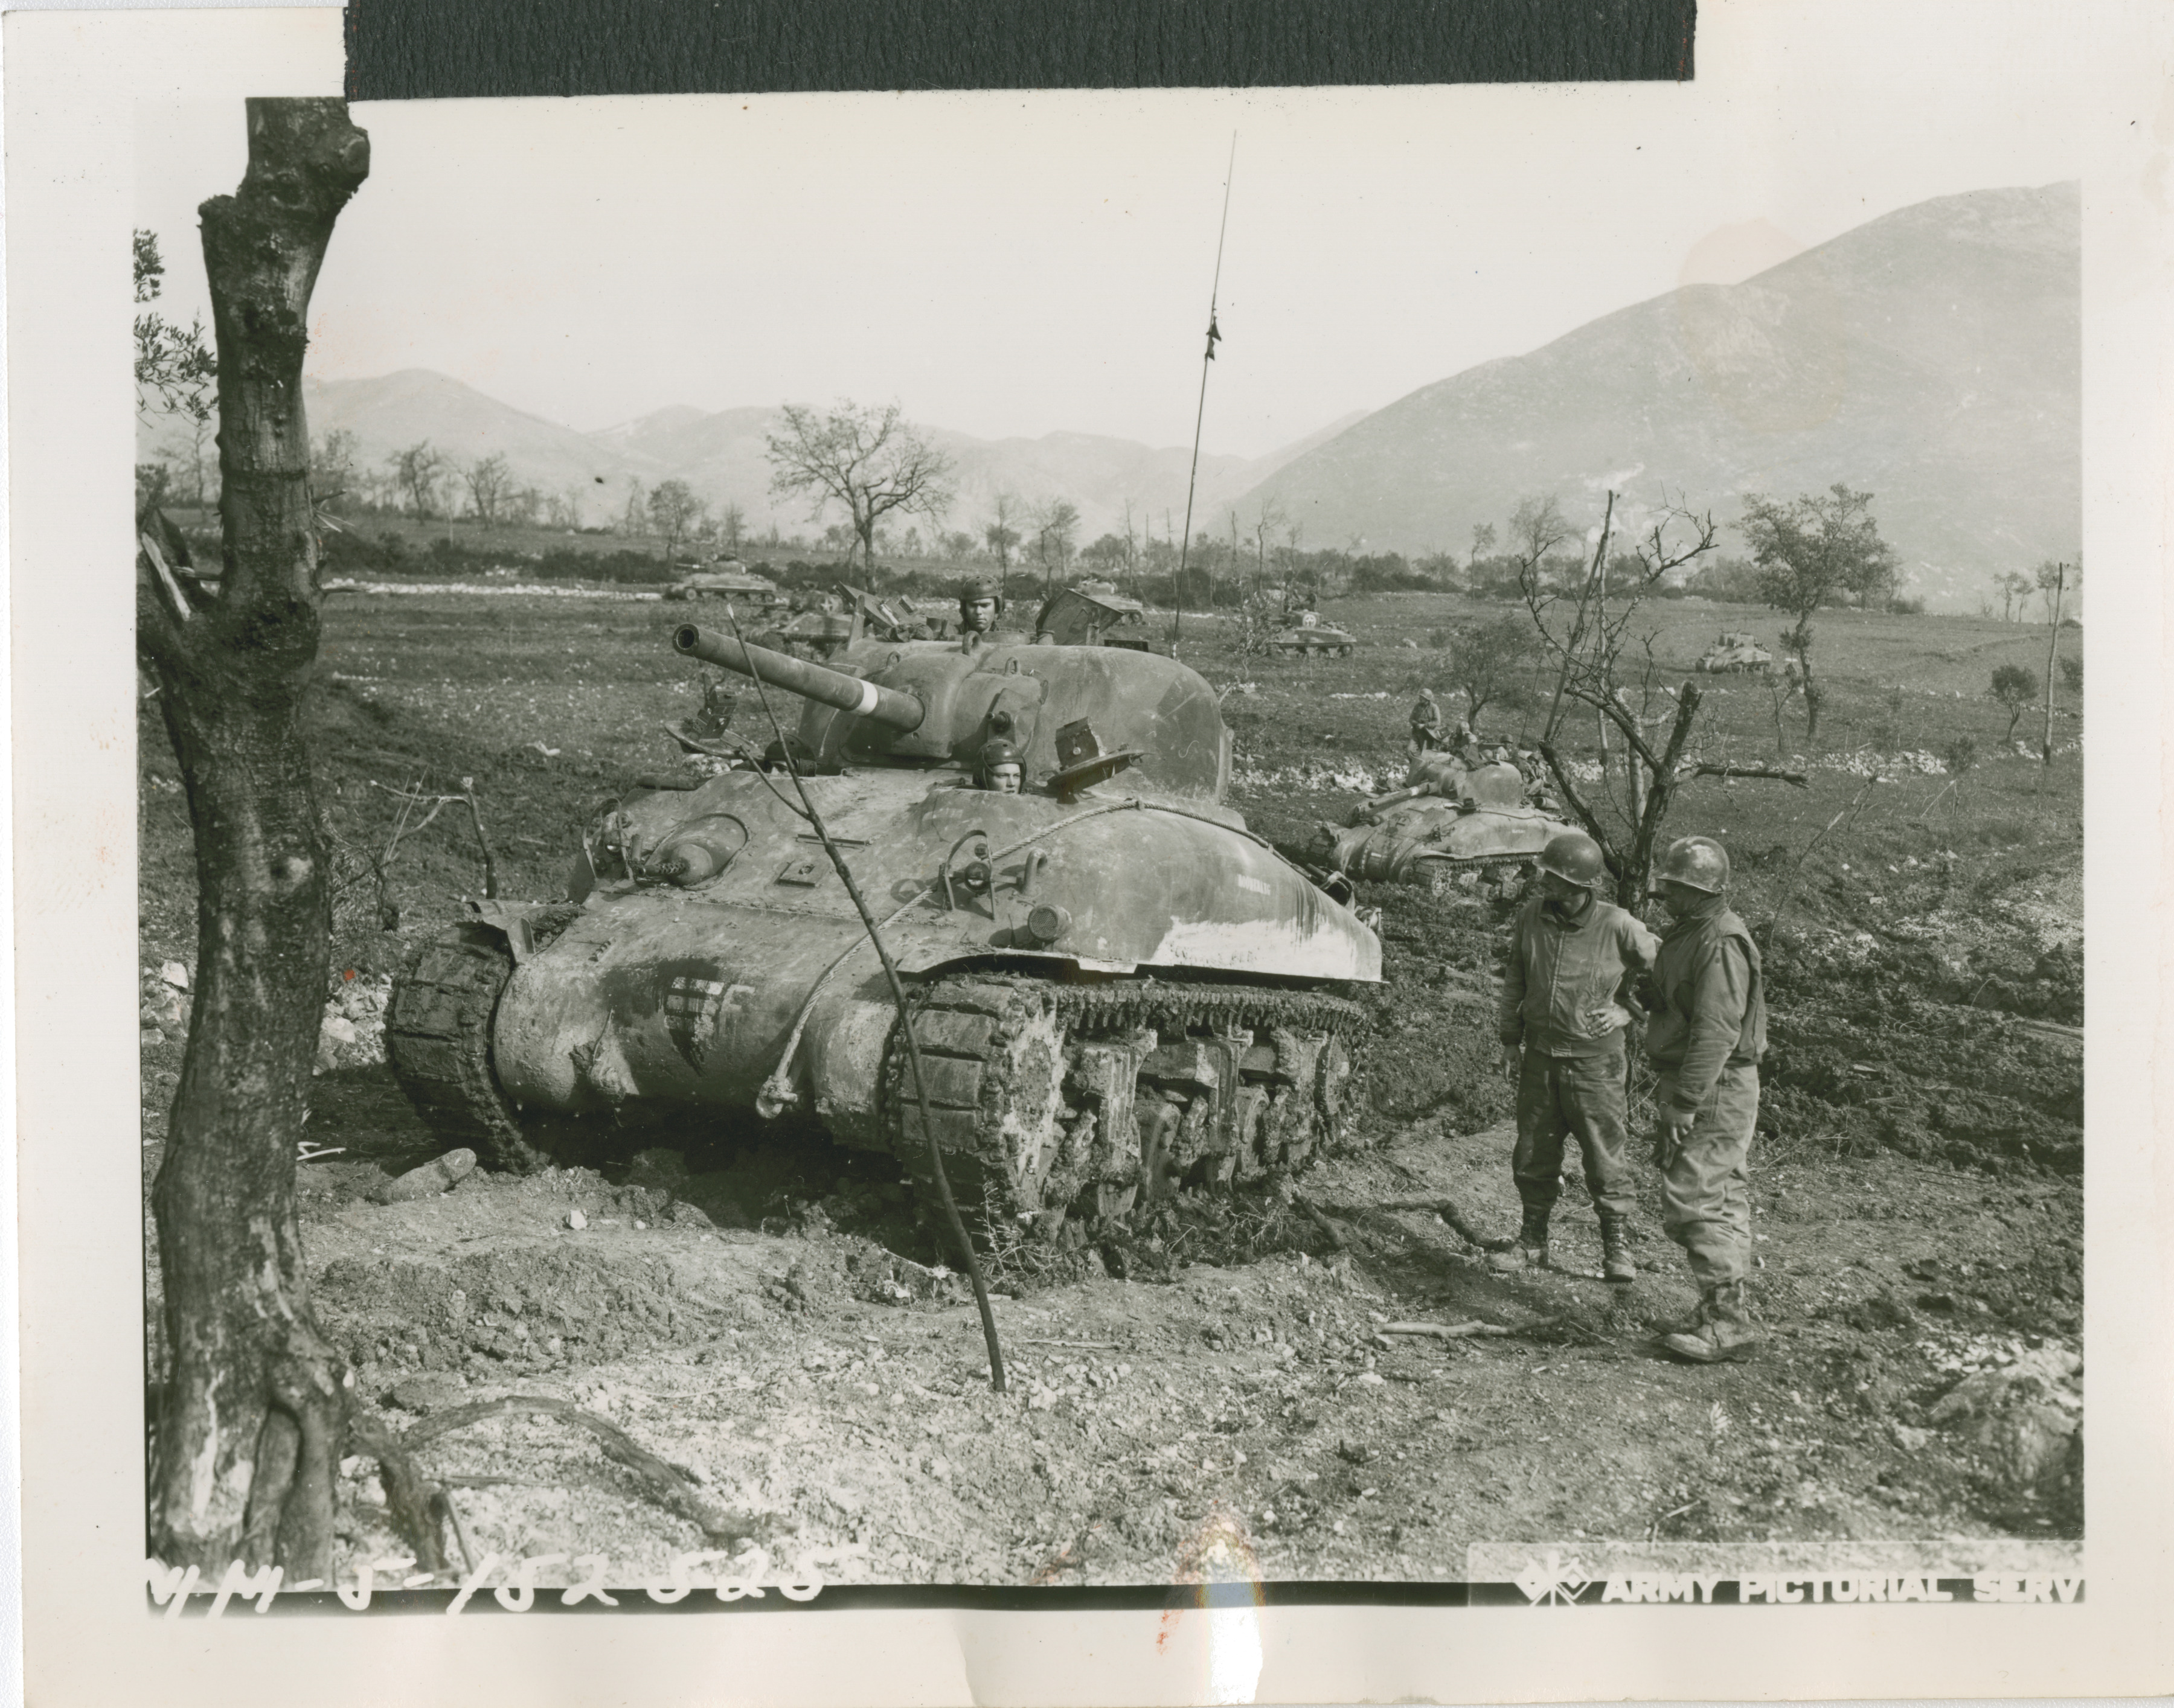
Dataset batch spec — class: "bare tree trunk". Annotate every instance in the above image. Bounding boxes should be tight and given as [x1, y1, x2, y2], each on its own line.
[2040, 562, 2066, 766]
[139, 99, 369, 1578]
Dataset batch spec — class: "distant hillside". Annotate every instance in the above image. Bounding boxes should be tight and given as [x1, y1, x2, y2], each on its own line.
[1233, 184, 2079, 612]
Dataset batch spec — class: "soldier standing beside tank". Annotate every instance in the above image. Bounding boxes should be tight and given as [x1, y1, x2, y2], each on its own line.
[1410, 688, 1445, 755]
[1643, 836, 1769, 1363]
[1491, 831, 1659, 1284]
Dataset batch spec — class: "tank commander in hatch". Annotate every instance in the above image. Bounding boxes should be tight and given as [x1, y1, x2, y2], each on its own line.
[1492, 830, 1659, 1285]
[957, 575, 1004, 639]
[1643, 835, 1769, 1364]
[976, 738, 1025, 794]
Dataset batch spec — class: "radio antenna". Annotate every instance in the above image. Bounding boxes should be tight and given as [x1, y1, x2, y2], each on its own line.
[1170, 135, 1236, 656]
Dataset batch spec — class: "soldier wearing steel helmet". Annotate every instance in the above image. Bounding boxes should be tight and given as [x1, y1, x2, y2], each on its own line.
[1644, 834, 1769, 1363]
[1490, 830, 1660, 1284]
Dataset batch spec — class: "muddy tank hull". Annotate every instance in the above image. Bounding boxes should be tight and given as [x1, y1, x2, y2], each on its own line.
[1314, 760, 1579, 903]
[387, 629, 1382, 1241]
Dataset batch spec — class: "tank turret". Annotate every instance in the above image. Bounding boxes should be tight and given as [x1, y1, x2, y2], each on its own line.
[388, 623, 1380, 1247]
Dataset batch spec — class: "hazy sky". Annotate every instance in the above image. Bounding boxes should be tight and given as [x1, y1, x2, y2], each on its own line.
[135, 2, 2092, 459]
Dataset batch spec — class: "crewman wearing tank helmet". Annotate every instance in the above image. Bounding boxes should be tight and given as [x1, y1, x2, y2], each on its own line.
[976, 738, 1025, 794]
[1490, 831, 1659, 1284]
[957, 575, 1004, 639]
[1643, 834, 1769, 1363]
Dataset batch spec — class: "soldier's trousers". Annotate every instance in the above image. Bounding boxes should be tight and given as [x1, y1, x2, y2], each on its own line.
[1512, 1035, 1635, 1221]
[1655, 1063, 1760, 1287]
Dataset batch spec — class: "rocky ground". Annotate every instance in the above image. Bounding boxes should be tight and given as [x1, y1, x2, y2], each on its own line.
[136, 585, 2085, 1593]
[139, 866, 2082, 1593]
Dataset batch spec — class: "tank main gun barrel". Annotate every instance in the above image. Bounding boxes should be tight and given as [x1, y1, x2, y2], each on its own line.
[672, 624, 926, 732]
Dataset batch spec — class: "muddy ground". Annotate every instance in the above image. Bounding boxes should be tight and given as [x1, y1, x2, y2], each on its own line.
[138, 587, 2083, 1590]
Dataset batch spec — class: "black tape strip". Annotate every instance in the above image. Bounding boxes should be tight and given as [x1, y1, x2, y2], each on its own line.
[345, 0, 1696, 101]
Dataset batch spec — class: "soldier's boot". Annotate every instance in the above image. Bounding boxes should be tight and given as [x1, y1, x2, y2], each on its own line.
[1487, 1204, 1550, 1273]
[1661, 1281, 1763, 1363]
[1598, 1212, 1638, 1285]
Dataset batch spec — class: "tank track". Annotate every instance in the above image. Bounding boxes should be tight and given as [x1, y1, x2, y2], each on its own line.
[880, 974, 1365, 1241]
[384, 924, 551, 1173]
[1416, 851, 1540, 904]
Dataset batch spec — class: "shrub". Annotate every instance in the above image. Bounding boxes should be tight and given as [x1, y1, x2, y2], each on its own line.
[1989, 664, 2039, 743]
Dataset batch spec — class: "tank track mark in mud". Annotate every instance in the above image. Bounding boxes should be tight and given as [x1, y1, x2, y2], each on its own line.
[882, 974, 1362, 1243]
[384, 924, 551, 1174]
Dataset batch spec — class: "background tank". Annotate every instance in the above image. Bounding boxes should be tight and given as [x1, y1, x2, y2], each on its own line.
[662, 560, 780, 606]
[1035, 581, 1153, 650]
[1314, 753, 1580, 904]
[1694, 632, 1773, 674]
[387, 625, 1381, 1245]
[755, 601, 855, 660]
[1268, 611, 1355, 658]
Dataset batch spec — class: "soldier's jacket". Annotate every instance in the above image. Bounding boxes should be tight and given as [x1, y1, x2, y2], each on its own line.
[1645, 896, 1768, 1114]
[1497, 895, 1659, 1058]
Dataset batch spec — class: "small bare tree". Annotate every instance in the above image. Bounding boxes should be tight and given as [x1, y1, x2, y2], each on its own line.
[388, 440, 447, 519]
[647, 478, 706, 560]
[1739, 484, 1900, 741]
[1989, 663, 2039, 746]
[461, 452, 512, 527]
[1439, 613, 1538, 732]
[983, 491, 1021, 574]
[1518, 489, 1805, 905]
[766, 400, 955, 572]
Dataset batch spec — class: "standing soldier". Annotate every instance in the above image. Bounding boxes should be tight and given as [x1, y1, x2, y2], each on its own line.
[1643, 836, 1768, 1363]
[1410, 688, 1445, 755]
[1492, 831, 1659, 1283]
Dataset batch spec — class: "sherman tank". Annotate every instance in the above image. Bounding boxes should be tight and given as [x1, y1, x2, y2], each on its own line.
[386, 625, 1381, 1241]
[1267, 612, 1355, 658]
[1314, 752, 1579, 904]
[1034, 582, 1153, 650]
[754, 603, 856, 660]
[1694, 632, 1773, 674]
[661, 561, 780, 607]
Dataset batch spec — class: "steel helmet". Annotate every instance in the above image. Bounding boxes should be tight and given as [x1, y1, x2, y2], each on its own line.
[1538, 830, 1606, 889]
[1656, 835, 1730, 894]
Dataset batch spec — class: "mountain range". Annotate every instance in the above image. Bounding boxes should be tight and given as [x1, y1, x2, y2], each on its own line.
[139, 182, 2077, 610]
[1231, 182, 2079, 610]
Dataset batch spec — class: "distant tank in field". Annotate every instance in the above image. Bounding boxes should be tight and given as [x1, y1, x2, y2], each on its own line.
[1268, 612, 1355, 659]
[1034, 581, 1153, 650]
[386, 624, 1380, 1244]
[1314, 753, 1580, 904]
[1694, 632, 1773, 674]
[661, 560, 780, 607]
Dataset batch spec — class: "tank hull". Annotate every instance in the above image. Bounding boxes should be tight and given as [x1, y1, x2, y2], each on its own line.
[388, 629, 1383, 1234]
[490, 767, 1376, 1118]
